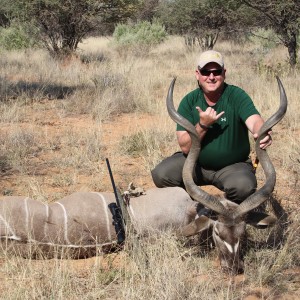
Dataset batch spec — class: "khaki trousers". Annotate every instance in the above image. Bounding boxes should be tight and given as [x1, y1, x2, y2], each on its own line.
[151, 152, 257, 203]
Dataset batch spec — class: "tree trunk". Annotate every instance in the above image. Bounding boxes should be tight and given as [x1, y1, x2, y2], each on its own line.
[286, 33, 297, 67]
[197, 32, 219, 51]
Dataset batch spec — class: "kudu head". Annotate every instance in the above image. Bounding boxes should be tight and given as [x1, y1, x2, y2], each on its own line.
[167, 77, 287, 274]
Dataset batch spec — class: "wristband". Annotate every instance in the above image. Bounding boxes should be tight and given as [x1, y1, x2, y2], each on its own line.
[198, 122, 210, 130]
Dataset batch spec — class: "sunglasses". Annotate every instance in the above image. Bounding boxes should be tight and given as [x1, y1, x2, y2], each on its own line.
[198, 67, 223, 76]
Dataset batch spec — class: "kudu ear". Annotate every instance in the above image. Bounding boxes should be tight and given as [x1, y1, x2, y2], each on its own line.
[177, 216, 214, 237]
[246, 212, 277, 228]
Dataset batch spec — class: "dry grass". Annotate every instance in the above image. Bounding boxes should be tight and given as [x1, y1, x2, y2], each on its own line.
[0, 36, 299, 299]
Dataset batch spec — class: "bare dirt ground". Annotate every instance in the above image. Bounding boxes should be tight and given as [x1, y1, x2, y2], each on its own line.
[0, 107, 151, 195]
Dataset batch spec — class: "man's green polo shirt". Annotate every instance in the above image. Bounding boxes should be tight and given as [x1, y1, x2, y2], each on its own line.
[177, 83, 259, 170]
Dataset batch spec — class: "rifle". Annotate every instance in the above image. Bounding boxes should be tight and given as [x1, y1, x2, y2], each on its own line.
[105, 158, 126, 245]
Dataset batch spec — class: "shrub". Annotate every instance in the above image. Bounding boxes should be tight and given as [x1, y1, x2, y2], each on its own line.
[112, 20, 167, 55]
[0, 23, 39, 50]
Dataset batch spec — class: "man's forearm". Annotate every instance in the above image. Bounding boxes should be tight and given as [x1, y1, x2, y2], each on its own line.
[177, 132, 192, 154]
[177, 125, 208, 154]
[195, 122, 209, 140]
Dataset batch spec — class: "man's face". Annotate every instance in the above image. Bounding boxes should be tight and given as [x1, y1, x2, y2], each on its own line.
[195, 62, 226, 95]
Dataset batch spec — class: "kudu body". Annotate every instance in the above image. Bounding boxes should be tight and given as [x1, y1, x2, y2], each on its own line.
[0, 187, 198, 257]
[167, 77, 287, 273]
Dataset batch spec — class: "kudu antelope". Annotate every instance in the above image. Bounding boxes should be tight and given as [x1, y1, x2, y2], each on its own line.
[0, 187, 199, 258]
[167, 76, 287, 273]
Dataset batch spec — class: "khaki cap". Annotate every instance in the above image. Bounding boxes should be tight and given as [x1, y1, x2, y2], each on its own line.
[198, 50, 224, 68]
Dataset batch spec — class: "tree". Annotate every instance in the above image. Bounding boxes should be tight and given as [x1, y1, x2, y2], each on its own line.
[2, 0, 139, 58]
[157, 0, 242, 50]
[241, 0, 300, 67]
[135, 0, 160, 22]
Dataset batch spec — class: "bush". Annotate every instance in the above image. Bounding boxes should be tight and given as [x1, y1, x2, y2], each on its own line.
[0, 23, 39, 50]
[112, 20, 167, 55]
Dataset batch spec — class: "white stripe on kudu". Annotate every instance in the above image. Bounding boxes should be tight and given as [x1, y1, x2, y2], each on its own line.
[94, 192, 111, 241]
[56, 201, 71, 245]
